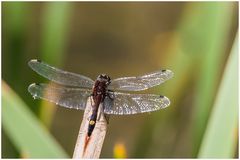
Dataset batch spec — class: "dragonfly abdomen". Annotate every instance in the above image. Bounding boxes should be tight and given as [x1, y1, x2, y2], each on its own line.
[87, 77, 109, 137]
[87, 113, 97, 137]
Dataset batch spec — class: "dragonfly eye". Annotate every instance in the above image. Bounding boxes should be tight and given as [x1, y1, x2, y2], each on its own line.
[97, 74, 111, 84]
[97, 75, 103, 80]
[106, 78, 111, 85]
[107, 76, 111, 84]
[99, 74, 106, 78]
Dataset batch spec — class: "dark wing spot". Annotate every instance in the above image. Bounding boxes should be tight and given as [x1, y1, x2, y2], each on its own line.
[161, 69, 166, 72]
[159, 95, 164, 98]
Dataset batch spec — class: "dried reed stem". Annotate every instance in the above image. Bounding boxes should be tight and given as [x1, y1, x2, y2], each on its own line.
[73, 98, 107, 158]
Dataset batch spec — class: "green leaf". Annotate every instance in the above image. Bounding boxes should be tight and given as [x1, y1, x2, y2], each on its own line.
[198, 33, 238, 158]
[190, 3, 234, 155]
[2, 81, 68, 158]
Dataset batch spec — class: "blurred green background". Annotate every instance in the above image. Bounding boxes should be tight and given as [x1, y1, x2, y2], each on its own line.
[2, 2, 238, 158]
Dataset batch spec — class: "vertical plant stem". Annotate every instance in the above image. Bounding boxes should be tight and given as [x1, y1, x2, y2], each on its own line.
[39, 2, 71, 127]
[198, 33, 238, 158]
[2, 2, 29, 93]
[192, 3, 234, 155]
[73, 98, 108, 158]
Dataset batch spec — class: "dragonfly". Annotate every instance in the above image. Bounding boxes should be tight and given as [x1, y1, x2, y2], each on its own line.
[28, 59, 174, 137]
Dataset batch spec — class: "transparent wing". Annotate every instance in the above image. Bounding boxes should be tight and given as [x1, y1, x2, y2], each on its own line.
[28, 59, 94, 88]
[28, 83, 92, 110]
[108, 69, 173, 91]
[103, 91, 170, 115]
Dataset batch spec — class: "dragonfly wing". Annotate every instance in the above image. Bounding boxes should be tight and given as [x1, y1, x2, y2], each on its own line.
[103, 91, 170, 115]
[108, 69, 173, 91]
[28, 59, 94, 88]
[28, 83, 92, 110]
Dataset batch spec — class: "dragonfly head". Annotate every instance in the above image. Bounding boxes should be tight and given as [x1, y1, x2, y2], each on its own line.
[97, 74, 111, 85]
